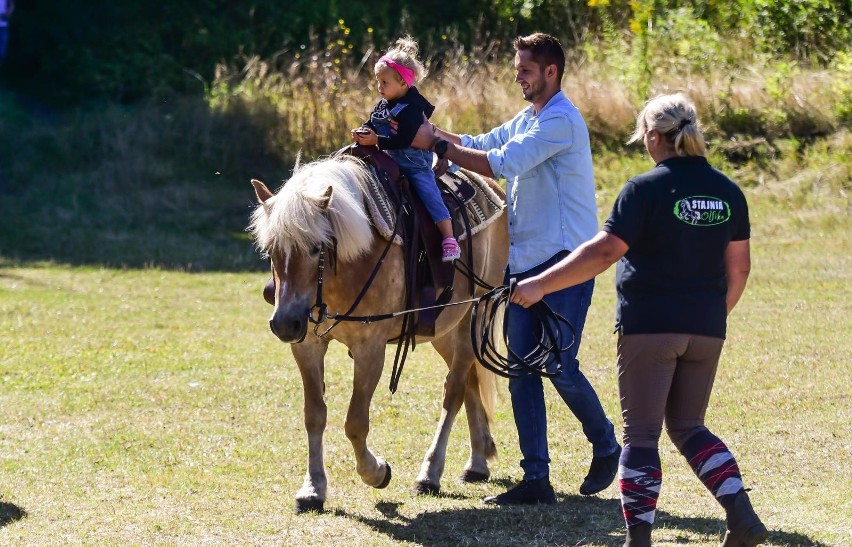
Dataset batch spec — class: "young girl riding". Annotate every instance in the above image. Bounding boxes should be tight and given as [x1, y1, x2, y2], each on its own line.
[351, 36, 460, 262]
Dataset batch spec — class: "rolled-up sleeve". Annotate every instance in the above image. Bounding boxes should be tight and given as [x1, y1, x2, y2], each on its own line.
[483, 112, 574, 180]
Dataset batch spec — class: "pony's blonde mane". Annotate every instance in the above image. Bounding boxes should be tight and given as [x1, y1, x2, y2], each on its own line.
[248, 156, 374, 262]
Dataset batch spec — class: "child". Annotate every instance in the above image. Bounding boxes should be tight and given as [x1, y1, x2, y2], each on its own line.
[351, 36, 460, 262]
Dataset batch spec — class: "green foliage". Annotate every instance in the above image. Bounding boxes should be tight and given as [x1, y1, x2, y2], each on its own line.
[5, 0, 850, 106]
[830, 51, 852, 125]
[5, 0, 513, 104]
[648, 7, 724, 73]
[750, 0, 852, 61]
[583, 3, 727, 104]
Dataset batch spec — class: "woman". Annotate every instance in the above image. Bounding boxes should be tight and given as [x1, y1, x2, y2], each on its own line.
[510, 93, 767, 547]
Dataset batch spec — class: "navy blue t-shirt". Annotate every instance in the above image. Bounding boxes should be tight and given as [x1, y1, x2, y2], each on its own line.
[364, 86, 435, 151]
[602, 156, 750, 338]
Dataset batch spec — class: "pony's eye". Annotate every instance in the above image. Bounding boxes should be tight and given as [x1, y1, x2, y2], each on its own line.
[309, 246, 321, 255]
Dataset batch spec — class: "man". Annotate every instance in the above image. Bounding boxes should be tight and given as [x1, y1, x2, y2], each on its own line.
[412, 32, 621, 505]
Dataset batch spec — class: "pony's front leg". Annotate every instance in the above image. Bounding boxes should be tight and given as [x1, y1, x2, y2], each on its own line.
[346, 341, 392, 489]
[291, 340, 330, 513]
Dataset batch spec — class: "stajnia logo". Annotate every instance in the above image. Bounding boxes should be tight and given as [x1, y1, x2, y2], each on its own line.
[674, 195, 731, 226]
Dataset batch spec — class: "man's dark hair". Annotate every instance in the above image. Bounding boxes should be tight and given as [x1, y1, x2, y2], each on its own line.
[513, 33, 565, 81]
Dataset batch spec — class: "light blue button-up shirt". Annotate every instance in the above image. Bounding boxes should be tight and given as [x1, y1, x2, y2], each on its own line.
[460, 91, 598, 273]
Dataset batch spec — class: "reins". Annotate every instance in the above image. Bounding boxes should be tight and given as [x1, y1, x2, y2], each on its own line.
[307, 231, 576, 383]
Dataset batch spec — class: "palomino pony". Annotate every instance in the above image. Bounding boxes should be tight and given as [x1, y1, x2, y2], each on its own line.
[248, 154, 509, 512]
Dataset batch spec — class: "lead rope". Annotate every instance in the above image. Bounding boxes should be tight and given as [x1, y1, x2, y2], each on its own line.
[469, 279, 577, 378]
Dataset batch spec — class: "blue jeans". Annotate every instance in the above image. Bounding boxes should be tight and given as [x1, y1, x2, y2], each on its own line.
[505, 251, 618, 480]
[386, 147, 450, 223]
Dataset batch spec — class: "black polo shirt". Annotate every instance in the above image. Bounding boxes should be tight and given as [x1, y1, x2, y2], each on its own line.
[602, 156, 750, 338]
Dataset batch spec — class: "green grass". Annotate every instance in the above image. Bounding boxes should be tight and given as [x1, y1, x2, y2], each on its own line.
[1, 136, 850, 545]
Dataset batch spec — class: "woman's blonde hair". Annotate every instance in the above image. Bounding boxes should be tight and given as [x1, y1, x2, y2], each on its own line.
[627, 93, 706, 157]
[374, 35, 428, 84]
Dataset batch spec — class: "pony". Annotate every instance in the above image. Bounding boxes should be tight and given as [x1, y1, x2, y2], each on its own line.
[248, 154, 509, 512]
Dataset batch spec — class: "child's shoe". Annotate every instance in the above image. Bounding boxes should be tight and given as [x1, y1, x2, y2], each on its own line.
[441, 237, 461, 262]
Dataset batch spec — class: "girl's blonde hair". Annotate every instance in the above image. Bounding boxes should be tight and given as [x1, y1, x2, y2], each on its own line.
[627, 93, 707, 157]
[374, 35, 428, 84]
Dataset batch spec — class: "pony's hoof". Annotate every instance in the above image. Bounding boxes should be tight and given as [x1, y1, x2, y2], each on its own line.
[413, 481, 440, 496]
[295, 498, 325, 514]
[460, 469, 490, 483]
[375, 463, 392, 489]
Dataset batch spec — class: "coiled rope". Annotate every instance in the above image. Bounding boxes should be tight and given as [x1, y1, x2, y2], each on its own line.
[455, 262, 578, 379]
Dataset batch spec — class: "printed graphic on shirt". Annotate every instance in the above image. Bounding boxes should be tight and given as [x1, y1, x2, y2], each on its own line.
[674, 195, 731, 226]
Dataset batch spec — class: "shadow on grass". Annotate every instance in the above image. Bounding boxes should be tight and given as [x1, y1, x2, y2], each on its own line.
[0, 502, 27, 527]
[333, 493, 830, 547]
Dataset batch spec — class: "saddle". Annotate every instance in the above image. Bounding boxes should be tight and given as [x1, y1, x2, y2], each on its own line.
[345, 144, 477, 336]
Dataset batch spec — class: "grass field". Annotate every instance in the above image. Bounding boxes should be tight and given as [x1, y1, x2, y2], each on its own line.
[1, 136, 850, 545]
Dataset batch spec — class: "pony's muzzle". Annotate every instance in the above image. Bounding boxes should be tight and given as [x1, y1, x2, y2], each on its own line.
[269, 309, 309, 342]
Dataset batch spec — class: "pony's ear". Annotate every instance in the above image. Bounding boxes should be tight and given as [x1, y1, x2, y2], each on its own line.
[316, 186, 333, 210]
[251, 179, 274, 203]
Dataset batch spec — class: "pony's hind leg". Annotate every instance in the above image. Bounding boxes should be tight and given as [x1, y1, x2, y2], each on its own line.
[414, 335, 477, 495]
[460, 362, 497, 483]
[291, 341, 330, 513]
[346, 341, 392, 489]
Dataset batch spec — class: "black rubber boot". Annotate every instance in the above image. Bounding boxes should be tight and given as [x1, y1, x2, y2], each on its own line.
[623, 522, 652, 547]
[721, 490, 769, 547]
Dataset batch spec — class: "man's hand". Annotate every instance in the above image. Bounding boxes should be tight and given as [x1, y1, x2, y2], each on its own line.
[411, 120, 437, 150]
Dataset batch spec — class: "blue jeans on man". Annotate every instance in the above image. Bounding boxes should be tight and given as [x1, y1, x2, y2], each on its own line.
[485, 251, 620, 504]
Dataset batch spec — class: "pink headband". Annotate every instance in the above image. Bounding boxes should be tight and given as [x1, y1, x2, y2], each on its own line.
[379, 56, 415, 87]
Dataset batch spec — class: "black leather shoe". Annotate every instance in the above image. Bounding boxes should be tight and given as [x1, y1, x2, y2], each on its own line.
[580, 444, 622, 496]
[483, 477, 556, 505]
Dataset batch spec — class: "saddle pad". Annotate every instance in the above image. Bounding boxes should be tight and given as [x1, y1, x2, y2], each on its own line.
[363, 166, 506, 245]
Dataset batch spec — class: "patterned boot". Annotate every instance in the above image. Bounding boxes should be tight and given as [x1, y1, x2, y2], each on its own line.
[721, 490, 769, 547]
[679, 430, 767, 546]
[619, 446, 661, 547]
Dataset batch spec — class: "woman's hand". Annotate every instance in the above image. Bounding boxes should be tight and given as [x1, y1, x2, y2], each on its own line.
[351, 127, 378, 146]
[509, 279, 545, 309]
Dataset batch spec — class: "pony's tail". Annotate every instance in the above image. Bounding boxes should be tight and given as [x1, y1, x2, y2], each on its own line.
[473, 359, 499, 462]
[475, 360, 498, 426]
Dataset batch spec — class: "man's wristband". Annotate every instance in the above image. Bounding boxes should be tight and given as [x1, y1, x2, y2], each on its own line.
[433, 139, 449, 159]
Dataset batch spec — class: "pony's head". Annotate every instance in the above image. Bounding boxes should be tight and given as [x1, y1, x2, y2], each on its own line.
[249, 156, 374, 262]
[248, 156, 376, 342]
